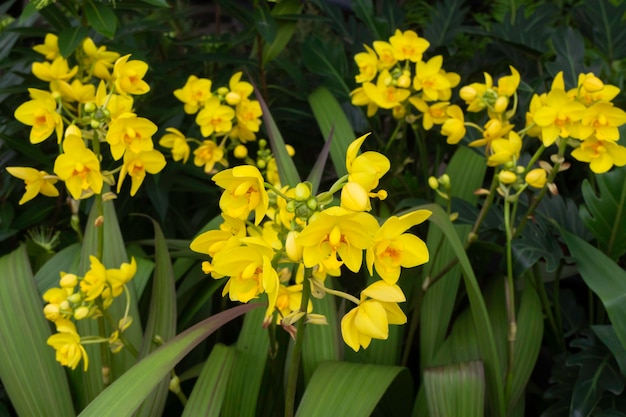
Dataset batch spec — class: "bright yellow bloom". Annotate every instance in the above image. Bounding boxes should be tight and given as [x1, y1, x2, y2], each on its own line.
[190, 215, 247, 258]
[341, 281, 406, 351]
[272, 284, 307, 323]
[495, 66, 521, 97]
[82, 37, 120, 80]
[225, 71, 253, 105]
[459, 73, 492, 112]
[579, 102, 626, 141]
[106, 115, 157, 160]
[372, 41, 397, 70]
[193, 140, 226, 173]
[235, 99, 262, 133]
[487, 131, 522, 167]
[213, 165, 269, 225]
[32, 57, 78, 83]
[117, 150, 166, 196]
[469, 118, 514, 149]
[573, 73, 620, 106]
[33, 33, 59, 60]
[441, 105, 466, 144]
[14, 89, 63, 144]
[366, 210, 431, 284]
[80, 256, 107, 301]
[54, 134, 103, 199]
[57, 79, 96, 103]
[413, 56, 452, 101]
[354, 44, 379, 83]
[107, 257, 137, 297]
[346, 133, 390, 193]
[350, 86, 378, 117]
[297, 206, 379, 272]
[362, 70, 411, 109]
[389, 29, 429, 62]
[95, 81, 134, 120]
[340, 181, 371, 212]
[409, 98, 449, 130]
[174, 75, 213, 114]
[525, 168, 548, 188]
[42, 286, 72, 322]
[113, 54, 150, 95]
[47, 319, 88, 371]
[196, 97, 236, 137]
[571, 136, 626, 173]
[6, 167, 59, 204]
[159, 127, 191, 163]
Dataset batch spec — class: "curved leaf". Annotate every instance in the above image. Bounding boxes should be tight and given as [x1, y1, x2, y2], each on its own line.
[77, 303, 259, 417]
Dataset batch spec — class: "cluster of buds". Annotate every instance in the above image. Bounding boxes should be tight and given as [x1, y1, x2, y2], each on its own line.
[43, 256, 137, 371]
[160, 72, 264, 174]
[350, 29, 460, 125]
[7, 33, 166, 202]
[190, 134, 431, 351]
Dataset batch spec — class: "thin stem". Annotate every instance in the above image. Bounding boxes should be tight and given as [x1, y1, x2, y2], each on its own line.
[503, 196, 517, 402]
[284, 272, 312, 417]
[97, 315, 111, 386]
[531, 264, 564, 352]
[383, 120, 405, 154]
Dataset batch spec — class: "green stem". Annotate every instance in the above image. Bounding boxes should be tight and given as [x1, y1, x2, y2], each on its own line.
[503, 196, 516, 402]
[412, 123, 431, 186]
[284, 271, 312, 417]
[383, 120, 405, 154]
[531, 264, 564, 352]
[97, 315, 111, 386]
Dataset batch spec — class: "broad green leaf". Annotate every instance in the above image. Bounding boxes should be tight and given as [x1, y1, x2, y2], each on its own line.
[579, 0, 626, 60]
[58, 26, 89, 58]
[133, 218, 177, 417]
[421, 203, 505, 416]
[85, 0, 118, 39]
[296, 362, 411, 417]
[351, 0, 385, 40]
[182, 344, 236, 417]
[77, 304, 259, 417]
[489, 4, 559, 53]
[34, 243, 81, 294]
[424, 361, 485, 417]
[253, 80, 300, 187]
[221, 307, 269, 417]
[579, 166, 626, 260]
[545, 27, 586, 87]
[262, 0, 303, 65]
[253, 5, 276, 44]
[302, 36, 350, 97]
[561, 230, 626, 351]
[38, 2, 70, 31]
[593, 325, 626, 376]
[0, 246, 75, 417]
[308, 86, 356, 178]
[137, 0, 170, 7]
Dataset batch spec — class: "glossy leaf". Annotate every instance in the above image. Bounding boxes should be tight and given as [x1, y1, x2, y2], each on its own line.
[593, 325, 626, 376]
[77, 303, 259, 417]
[85, 0, 118, 39]
[423, 0, 468, 50]
[58, 26, 89, 58]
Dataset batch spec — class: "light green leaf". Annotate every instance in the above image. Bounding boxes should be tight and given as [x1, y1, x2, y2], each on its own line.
[182, 344, 236, 417]
[424, 361, 485, 417]
[77, 303, 260, 417]
[85, 0, 118, 39]
[34, 243, 81, 294]
[296, 361, 411, 416]
[0, 246, 75, 417]
[262, 0, 303, 65]
[308, 86, 356, 178]
[137, 0, 170, 7]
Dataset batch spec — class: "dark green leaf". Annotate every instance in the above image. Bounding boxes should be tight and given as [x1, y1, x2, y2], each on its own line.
[302, 36, 350, 98]
[351, 0, 386, 40]
[58, 26, 89, 58]
[512, 219, 563, 274]
[423, 0, 468, 50]
[579, 166, 626, 260]
[489, 4, 559, 53]
[85, 0, 118, 39]
[253, 5, 276, 44]
[424, 361, 485, 417]
[137, 0, 170, 7]
[578, 0, 626, 61]
[38, 2, 70, 31]
[593, 325, 626, 376]
[261, 0, 303, 65]
[545, 27, 586, 87]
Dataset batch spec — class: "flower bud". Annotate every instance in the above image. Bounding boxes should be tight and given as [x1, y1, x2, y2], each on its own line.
[340, 181, 370, 212]
[582, 74, 604, 92]
[216, 86, 229, 96]
[525, 168, 547, 188]
[285, 144, 295, 157]
[225, 91, 241, 105]
[459, 86, 477, 102]
[233, 145, 248, 159]
[60, 273, 78, 288]
[43, 304, 60, 321]
[84, 102, 96, 113]
[498, 170, 517, 185]
[494, 96, 508, 113]
[428, 176, 439, 190]
[285, 230, 303, 262]
[294, 183, 311, 201]
[74, 306, 89, 320]
[392, 105, 406, 120]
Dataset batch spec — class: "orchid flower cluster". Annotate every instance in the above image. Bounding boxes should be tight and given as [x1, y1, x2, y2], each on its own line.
[433, 67, 626, 203]
[350, 29, 461, 124]
[42, 256, 137, 371]
[160, 72, 263, 174]
[7, 33, 166, 202]
[189, 133, 431, 351]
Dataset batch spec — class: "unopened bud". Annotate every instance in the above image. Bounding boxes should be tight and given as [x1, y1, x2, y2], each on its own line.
[94, 215, 104, 227]
[74, 306, 89, 320]
[225, 91, 241, 105]
[294, 183, 311, 201]
[84, 102, 96, 113]
[498, 170, 517, 185]
[582, 74, 604, 92]
[494, 96, 508, 113]
[233, 145, 248, 159]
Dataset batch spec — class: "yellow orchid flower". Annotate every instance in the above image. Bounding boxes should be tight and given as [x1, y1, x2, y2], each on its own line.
[413, 55, 452, 101]
[82, 37, 120, 80]
[372, 40, 397, 70]
[196, 97, 236, 137]
[571, 136, 626, 173]
[193, 139, 226, 173]
[159, 127, 191, 163]
[57, 79, 96, 103]
[6, 167, 59, 204]
[409, 97, 450, 130]
[365, 210, 431, 284]
[388, 29, 430, 62]
[174, 75, 213, 114]
[487, 131, 523, 167]
[190, 215, 247, 257]
[113, 54, 150, 96]
[441, 104, 466, 145]
[47, 319, 88, 371]
[53, 134, 103, 199]
[225, 71, 254, 105]
[80, 256, 108, 301]
[212, 165, 269, 225]
[32, 33, 59, 60]
[354, 44, 379, 83]
[362, 70, 411, 109]
[32, 56, 78, 83]
[106, 115, 157, 160]
[297, 206, 379, 272]
[14, 88, 63, 144]
[106, 257, 137, 298]
[117, 149, 166, 196]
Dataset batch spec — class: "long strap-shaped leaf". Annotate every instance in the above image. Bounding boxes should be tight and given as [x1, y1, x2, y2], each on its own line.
[0, 246, 75, 417]
[77, 303, 260, 417]
[296, 361, 411, 417]
[562, 229, 626, 350]
[420, 203, 506, 416]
